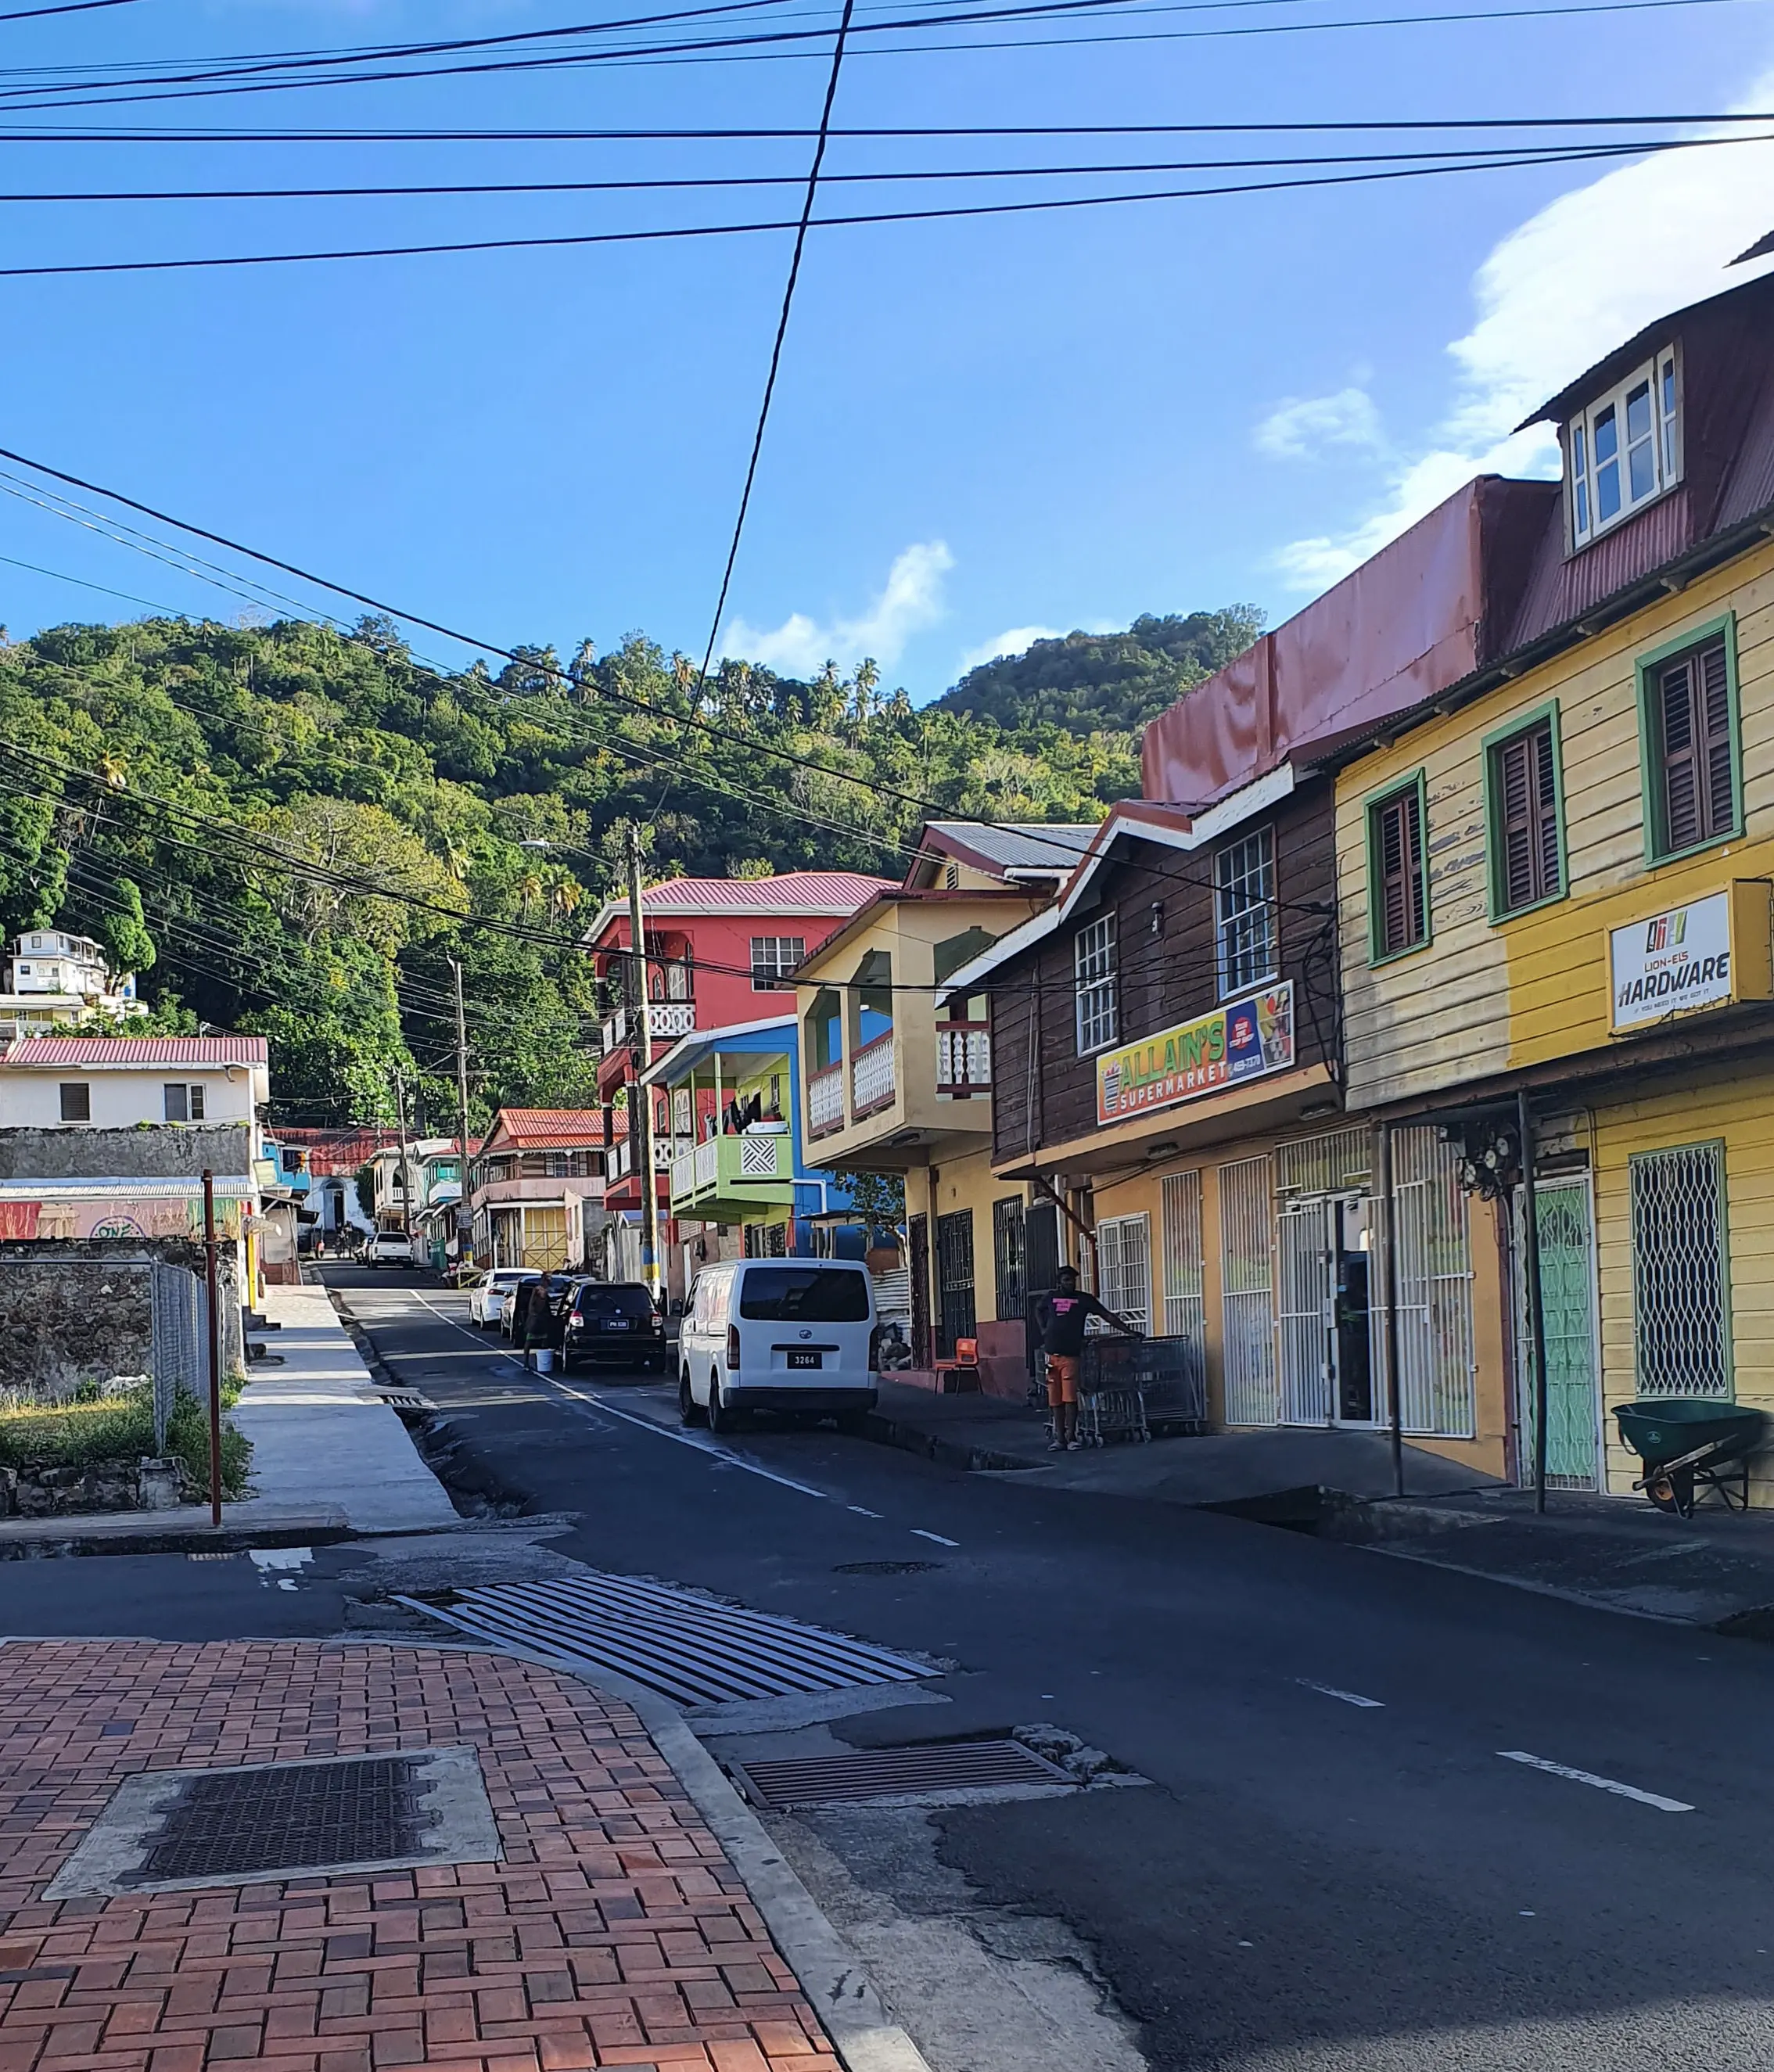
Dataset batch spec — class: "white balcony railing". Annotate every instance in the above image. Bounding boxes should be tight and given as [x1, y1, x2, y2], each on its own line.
[609, 1134, 681, 1180]
[599, 1000, 698, 1053]
[850, 1028, 896, 1118]
[936, 1021, 991, 1097]
[808, 1060, 846, 1137]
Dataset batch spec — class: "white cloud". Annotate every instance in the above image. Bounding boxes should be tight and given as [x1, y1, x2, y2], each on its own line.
[957, 623, 1064, 671]
[1255, 386, 1384, 461]
[1273, 96, 1774, 591]
[724, 540, 953, 674]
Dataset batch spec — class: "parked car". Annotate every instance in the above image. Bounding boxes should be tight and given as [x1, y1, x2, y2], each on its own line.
[367, 1230, 414, 1269]
[678, 1259, 877, 1435]
[499, 1269, 555, 1338]
[562, 1280, 666, 1374]
[470, 1266, 540, 1329]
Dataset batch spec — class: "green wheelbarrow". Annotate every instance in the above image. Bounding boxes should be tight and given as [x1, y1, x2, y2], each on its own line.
[1614, 1399, 1767, 1518]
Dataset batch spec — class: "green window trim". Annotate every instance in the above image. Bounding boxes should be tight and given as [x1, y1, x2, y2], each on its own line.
[1634, 609, 1743, 866]
[1363, 768, 1432, 967]
[1481, 699, 1569, 923]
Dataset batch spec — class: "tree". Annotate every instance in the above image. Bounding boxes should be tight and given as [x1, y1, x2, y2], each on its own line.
[99, 877, 156, 983]
[835, 1170, 905, 1235]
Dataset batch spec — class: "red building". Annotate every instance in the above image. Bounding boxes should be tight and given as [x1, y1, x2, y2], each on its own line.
[587, 871, 890, 1274]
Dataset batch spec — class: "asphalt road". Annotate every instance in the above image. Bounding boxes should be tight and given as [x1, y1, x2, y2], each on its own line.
[20, 1263, 1774, 2069]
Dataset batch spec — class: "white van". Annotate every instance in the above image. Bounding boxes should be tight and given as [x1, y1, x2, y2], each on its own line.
[679, 1259, 878, 1434]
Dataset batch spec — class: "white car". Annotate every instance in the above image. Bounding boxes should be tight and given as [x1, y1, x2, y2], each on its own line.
[679, 1259, 877, 1435]
[367, 1230, 415, 1269]
[471, 1267, 540, 1330]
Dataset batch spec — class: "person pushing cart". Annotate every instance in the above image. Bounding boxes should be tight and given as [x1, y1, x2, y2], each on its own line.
[1033, 1266, 1141, 1450]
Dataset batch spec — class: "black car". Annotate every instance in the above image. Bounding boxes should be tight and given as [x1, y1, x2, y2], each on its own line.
[560, 1278, 666, 1373]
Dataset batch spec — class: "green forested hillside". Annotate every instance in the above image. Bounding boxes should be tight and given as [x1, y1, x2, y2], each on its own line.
[0, 612, 1200, 1126]
[936, 609, 1263, 734]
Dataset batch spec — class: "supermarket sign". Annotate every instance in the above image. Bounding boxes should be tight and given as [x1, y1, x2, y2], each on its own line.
[1097, 981, 1295, 1126]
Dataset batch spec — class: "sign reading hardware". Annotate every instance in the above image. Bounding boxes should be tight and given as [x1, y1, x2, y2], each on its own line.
[1097, 982, 1295, 1126]
[1610, 891, 1735, 1029]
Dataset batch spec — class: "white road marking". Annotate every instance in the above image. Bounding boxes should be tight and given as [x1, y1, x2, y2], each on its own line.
[398, 1285, 838, 1501]
[911, 1529, 960, 1547]
[849, 1505, 884, 1517]
[1497, 1750, 1694, 1812]
[1296, 1679, 1384, 1708]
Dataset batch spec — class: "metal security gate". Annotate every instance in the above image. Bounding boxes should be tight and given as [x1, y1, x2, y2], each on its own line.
[1392, 1126, 1477, 1438]
[935, 1208, 976, 1359]
[149, 1263, 205, 1455]
[1023, 1199, 1061, 1400]
[1514, 1175, 1602, 1489]
[1220, 1155, 1278, 1425]
[1276, 1201, 1334, 1425]
[1629, 1140, 1731, 1396]
[908, 1213, 932, 1367]
[993, 1197, 1026, 1321]
[1160, 1172, 1205, 1356]
[1095, 1214, 1151, 1333]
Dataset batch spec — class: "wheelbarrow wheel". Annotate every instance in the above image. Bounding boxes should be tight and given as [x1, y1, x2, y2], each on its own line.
[1647, 1468, 1697, 1518]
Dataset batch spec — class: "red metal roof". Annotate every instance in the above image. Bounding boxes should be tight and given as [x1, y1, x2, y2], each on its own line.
[486, 1108, 607, 1147]
[587, 870, 891, 946]
[0, 1035, 268, 1068]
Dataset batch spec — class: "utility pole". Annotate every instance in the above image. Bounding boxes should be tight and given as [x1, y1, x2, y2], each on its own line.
[393, 1068, 414, 1237]
[201, 1169, 223, 1530]
[450, 955, 475, 1271]
[627, 821, 662, 1302]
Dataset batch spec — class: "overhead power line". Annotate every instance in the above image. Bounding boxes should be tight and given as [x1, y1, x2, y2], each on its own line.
[0, 134, 1753, 280]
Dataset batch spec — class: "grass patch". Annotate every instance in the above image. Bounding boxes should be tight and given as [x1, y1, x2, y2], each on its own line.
[0, 1384, 252, 1499]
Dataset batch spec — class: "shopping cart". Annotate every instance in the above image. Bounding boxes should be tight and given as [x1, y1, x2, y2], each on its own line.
[1072, 1335, 1208, 1446]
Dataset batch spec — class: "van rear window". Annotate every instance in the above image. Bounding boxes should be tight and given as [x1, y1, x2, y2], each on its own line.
[739, 1268, 871, 1322]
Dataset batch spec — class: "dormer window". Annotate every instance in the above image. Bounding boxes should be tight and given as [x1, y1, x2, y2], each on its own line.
[1568, 350, 1679, 548]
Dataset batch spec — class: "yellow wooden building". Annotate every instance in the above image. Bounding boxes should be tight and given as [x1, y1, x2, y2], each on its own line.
[1334, 271, 1774, 1498]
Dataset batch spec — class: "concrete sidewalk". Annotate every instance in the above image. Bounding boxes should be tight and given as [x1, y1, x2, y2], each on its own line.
[0, 1638, 843, 2071]
[0, 1283, 458, 1550]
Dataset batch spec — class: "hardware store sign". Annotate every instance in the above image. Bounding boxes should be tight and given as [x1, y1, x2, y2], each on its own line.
[1611, 891, 1733, 1029]
[1097, 982, 1295, 1126]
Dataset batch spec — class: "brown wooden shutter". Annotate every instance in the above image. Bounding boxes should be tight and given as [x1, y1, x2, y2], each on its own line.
[1496, 720, 1560, 910]
[1375, 790, 1424, 955]
[1658, 638, 1734, 852]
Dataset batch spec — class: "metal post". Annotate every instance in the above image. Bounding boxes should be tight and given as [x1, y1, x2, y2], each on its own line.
[394, 1070, 415, 1238]
[1377, 1122, 1405, 1499]
[1518, 1089, 1551, 1514]
[627, 821, 662, 1301]
[450, 955, 474, 1270]
[202, 1169, 223, 1530]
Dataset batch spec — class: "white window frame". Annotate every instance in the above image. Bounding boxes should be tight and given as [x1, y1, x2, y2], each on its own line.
[1073, 913, 1118, 1055]
[1214, 825, 1278, 1000]
[750, 935, 806, 990]
[1568, 349, 1679, 551]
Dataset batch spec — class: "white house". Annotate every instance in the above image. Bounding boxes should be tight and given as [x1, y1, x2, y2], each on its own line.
[0, 930, 142, 1042]
[0, 1034, 270, 1130]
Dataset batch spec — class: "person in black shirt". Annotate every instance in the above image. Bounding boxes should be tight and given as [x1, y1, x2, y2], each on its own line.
[1033, 1266, 1140, 1449]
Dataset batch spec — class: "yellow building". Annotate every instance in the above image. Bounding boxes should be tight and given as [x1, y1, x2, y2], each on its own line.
[793, 822, 1092, 1393]
[1334, 271, 1774, 1501]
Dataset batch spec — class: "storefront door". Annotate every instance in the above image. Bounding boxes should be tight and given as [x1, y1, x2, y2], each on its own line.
[1277, 1194, 1376, 1426]
[1514, 1176, 1601, 1489]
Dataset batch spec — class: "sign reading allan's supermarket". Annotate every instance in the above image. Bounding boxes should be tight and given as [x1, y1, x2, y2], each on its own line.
[1610, 891, 1734, 1029]
[1097, 982, 1295, 1126]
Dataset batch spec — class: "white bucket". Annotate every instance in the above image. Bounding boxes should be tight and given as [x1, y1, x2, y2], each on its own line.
[534, 1348, 555, 1374]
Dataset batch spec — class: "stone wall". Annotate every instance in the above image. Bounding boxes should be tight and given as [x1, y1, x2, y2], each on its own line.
[0, 1239, 242, 1401]
[0, 1125, 252, 1180]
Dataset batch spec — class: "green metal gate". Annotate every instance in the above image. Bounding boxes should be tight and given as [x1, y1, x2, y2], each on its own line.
[1514, 1176, 1601, 1490]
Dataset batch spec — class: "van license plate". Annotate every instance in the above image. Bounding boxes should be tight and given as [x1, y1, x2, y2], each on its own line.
[787, 1350, 822, 1370]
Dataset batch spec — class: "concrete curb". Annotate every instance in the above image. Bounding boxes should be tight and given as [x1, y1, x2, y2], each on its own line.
[860, 1406, 1040, 1476]
[324, 1635, 936, 2072]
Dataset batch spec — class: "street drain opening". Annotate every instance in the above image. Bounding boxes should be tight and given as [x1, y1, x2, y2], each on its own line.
[731, 1737, 1075, 1808]
[1199, 1485, 1343, 1535]
[833, 1560, 943, 1575]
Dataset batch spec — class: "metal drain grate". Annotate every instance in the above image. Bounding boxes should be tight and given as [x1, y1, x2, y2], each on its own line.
[733, 1739, 1075, 1808]
[44, 1748, 501, 1900]
[137, 1757, 424, 1883]
[395, 1571, 934, 1708]
[832, 1560, 943, 1575]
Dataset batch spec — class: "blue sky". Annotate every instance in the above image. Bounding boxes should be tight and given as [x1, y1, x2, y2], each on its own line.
[0, 0, 1771, 702]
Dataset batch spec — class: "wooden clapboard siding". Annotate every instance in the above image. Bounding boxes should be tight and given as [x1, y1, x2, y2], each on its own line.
[1338, 536, 1774, 1110]
[991, 780, 1338, 1166]
[1592, 1058, 1774, 1496]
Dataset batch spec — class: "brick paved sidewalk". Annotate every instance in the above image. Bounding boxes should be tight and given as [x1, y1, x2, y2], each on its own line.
[0, 1641, 843, 2072]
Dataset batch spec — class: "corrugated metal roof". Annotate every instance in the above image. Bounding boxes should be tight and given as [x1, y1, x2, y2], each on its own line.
[586, 871, 890, 945]
[920, 823, 1097, 872]
[0, 1036, 268, 1068]
[492, 1108, 608, 1144]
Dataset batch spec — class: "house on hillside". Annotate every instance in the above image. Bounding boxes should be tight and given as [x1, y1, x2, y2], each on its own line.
[468, 1108, 606, 1272]
[0, 928, 143, 1043]
[584, 870, 889, 1283]
[793, 820, 1094, 1396]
